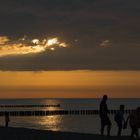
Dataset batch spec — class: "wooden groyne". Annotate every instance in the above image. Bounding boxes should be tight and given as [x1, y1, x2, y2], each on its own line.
[0, 109, 135, 116]
[0, 104, 60, 108]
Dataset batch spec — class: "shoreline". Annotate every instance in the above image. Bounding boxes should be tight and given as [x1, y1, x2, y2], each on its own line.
[0, 127, 133, 140]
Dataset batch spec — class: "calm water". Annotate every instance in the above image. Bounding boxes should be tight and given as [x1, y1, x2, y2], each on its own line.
[0, 98, 139, 135]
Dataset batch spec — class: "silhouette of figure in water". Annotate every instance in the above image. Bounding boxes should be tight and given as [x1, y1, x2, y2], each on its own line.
[114, 104, 125, 136]
[99, 95, 111, 136]
[5, 112, 10, 127]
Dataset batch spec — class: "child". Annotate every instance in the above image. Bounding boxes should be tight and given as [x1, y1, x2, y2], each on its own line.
[114, 105, 125, 136]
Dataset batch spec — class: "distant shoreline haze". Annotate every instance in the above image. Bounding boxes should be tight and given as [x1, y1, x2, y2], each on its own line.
[0, 71, 140, 98]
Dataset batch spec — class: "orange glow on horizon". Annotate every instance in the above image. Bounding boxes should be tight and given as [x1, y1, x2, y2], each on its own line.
[0, 71, 140, 98]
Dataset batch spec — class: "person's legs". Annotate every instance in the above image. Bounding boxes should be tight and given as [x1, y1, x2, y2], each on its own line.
[107, 124, 111, 136]
[101, 117, 111, 136]
[101, 120, 105, 135]
[107, 117, 111, 136]
[134, 128, 139, 138]
[117, 122, 123, 136]
[117, 125, 122, 136]
[130, 125, 139, 138]
[5, 122, 8, 127]
[131, 127, 136, 138]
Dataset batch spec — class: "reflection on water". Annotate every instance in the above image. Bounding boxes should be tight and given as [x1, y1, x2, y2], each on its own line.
[0, 99, 139, 135]
[38, 115, 62, 131]
[0, 115, 132, 135]
[40, 99, 61, 111]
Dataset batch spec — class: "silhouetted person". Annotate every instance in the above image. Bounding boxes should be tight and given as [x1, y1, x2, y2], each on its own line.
[114, 104, 125, 136]
[126, 107, 140, 138]
[99, 95, 111, 136]
[5, 112, 10, 127]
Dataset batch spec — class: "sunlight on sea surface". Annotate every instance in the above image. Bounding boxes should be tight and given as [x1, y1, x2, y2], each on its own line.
[39, 116, 62, 131]
[0, 99, 139, 135]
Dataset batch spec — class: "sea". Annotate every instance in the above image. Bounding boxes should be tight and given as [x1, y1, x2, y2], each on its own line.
[0, 98, 139, 136]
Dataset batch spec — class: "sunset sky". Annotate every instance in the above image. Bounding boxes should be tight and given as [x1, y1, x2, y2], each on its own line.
[0, 71, 140, 98]
[0, 0, 140, 98]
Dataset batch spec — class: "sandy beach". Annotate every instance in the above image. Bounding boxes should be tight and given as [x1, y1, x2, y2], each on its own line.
[0, 127, 133, 140]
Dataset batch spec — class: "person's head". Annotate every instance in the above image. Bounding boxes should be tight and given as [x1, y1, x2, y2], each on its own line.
[103, 95, 108, 101]
[120, 104, 125, 111]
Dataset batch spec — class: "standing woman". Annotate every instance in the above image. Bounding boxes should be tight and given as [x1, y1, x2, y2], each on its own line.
[99, 95, 112, 136]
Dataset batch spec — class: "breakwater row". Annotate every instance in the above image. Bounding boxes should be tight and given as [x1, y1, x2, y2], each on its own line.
[0, 109, 134, 116]
[0, 104, 60, 108]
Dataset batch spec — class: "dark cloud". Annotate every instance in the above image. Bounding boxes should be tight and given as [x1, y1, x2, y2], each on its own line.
[0, 45, 140, 71]
[0, 0, 140, 70]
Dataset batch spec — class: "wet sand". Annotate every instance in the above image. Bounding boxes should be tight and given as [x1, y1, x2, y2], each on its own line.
[0, 127, 133, 140]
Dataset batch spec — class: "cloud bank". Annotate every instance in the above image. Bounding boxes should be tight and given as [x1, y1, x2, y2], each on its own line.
[0, 0, 140, 70]
[0, 36, 67, 57]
